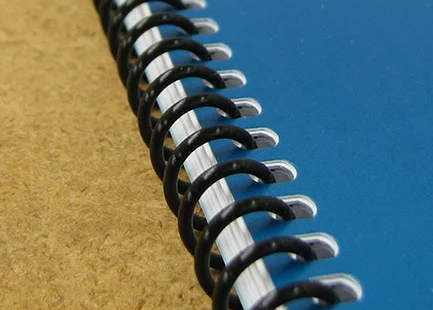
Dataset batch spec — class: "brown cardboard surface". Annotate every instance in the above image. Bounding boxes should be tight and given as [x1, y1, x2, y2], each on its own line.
[0, 1, 209, 309]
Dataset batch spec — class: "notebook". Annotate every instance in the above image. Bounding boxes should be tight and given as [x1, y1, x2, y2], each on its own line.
[93, 0, 433, 309]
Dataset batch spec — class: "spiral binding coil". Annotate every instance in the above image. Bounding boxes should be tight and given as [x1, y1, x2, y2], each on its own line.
[93, 1, 362, 309]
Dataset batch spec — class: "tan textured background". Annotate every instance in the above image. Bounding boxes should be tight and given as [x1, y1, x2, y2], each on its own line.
[0, 0, 208, 309]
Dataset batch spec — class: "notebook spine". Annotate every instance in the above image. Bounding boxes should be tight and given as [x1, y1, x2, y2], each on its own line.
[93, 1, 362, 309]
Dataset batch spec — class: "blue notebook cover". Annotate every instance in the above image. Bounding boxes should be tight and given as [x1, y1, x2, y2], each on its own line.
[174, 1, 433, 309]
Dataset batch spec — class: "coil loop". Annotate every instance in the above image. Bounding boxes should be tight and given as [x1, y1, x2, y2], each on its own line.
[107, 0, 187, 57]
[117, 14, 200, 86]
[211, 237, 320, 310]
[177, 159, 277, 260]
[137, 64, 226, 148]
[249, 281, 340, 310]
[194, 196, 296, 298]
[93, 3, 360, 310]
[93, 0, 102, 10]
[98, 0, 115, 34]
[163, 126, 258, 230]
[151, 94, 242, 183]
[127, 39, 212, 113]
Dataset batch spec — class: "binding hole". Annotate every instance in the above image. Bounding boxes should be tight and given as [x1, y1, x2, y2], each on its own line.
[181, 0, 206, 9]
[191, 18, 219, 34]
[201, 44, 232, 60]
[237, 128, 279, 149]
[251, 160, 297, 183]
[269, 195, 317, 220]
[204, 70, 247, 89]
[217, 98, 262, 117]
[310, 274, 363, 303]
[295, 233, 339, 259]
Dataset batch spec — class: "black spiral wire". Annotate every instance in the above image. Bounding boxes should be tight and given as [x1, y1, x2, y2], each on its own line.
[92, 1, 350, 309]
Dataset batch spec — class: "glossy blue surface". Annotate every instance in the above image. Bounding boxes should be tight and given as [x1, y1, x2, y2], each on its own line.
[174, 1, 433, 309]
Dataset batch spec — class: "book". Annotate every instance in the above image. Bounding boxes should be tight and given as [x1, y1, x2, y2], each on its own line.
[94, 0, 433, 309]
